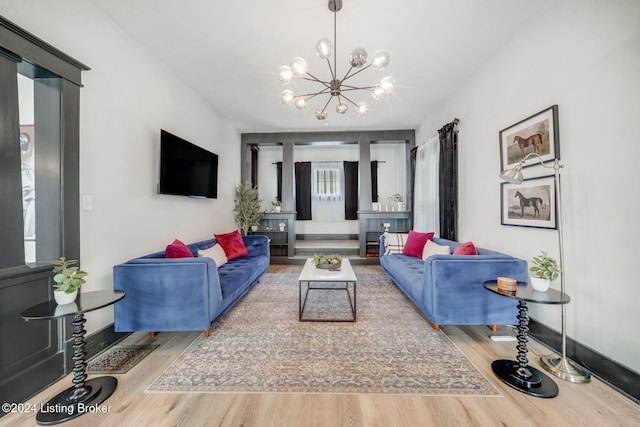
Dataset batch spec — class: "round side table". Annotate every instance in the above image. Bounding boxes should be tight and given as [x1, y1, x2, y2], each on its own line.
[21, 290, 125, 425]
[483, 281, 569, 398]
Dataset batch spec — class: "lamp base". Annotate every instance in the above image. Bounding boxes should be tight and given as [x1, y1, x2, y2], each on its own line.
[540, 354, 591, 383]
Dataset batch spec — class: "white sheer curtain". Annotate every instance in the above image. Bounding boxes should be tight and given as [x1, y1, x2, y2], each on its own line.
[413, 135, 439, 234]
[311, 161, 345, 221]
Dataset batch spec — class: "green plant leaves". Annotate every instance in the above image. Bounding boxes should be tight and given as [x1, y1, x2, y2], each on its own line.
[529, 251, 560, 281]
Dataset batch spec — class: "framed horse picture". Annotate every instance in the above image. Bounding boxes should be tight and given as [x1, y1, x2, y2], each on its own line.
[499, 105, 560, 170]
[501, 175, 557, 229]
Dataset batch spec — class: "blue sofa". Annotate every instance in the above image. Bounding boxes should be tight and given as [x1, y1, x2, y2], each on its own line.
[380, 236, 527, 331]
[113, 235, 269, 337]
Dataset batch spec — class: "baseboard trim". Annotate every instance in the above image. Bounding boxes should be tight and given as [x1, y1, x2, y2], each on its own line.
[529, 318, 639, 404]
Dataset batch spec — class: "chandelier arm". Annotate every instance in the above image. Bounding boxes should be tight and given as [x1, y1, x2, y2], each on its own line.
[303, 73, 331, 88]
[339, 66, 354, 84]
[340, 85, 375, 91]
[297, 88, 332, 99]
[339, 93, 359, 107]
[326, 58, 336, 81]
[343, 63, 373, 81]
[322, 95, 333, 111]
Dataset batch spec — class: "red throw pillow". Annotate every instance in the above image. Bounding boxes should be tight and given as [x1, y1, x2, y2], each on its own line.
[402, 230, 435, 258]
[165, 239, 193, 258]
[453, 241, 478, 256]
[214, 230, 248, 260]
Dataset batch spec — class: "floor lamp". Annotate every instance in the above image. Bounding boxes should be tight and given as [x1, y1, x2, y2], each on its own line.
[499, 152, 590, 383]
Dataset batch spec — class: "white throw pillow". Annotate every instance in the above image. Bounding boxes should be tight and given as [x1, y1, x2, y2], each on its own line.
[421, 239, 451, 260]
[198, 244, 228, 267]
[383, 232, 409, 255]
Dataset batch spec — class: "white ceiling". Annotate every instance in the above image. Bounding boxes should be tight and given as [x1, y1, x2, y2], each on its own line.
[92, 0, 549, 133]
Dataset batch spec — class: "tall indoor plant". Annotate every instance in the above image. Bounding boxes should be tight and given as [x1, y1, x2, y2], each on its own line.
[234, 182, 262, 235]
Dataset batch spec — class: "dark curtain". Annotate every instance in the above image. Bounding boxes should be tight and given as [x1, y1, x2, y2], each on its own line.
[344, 161, 359, 220]
[409, 148, 417, 215]
[371, 160, 379, 203]
[439, 119, 459, 241]
[276, 161, 282, 202]
[250, 145, 259, 187]
[295, 162, 312, 220]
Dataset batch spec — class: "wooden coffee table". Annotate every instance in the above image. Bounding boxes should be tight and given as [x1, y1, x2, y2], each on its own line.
[298, 258, 357, 322]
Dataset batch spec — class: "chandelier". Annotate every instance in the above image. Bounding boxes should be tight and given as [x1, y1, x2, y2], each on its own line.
[278, 0, 394, 120]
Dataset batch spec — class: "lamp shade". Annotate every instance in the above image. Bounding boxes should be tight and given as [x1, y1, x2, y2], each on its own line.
[499, 164, 524, 184]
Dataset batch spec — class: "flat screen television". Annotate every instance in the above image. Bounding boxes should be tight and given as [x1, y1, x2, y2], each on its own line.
[159, 130, 218, 199]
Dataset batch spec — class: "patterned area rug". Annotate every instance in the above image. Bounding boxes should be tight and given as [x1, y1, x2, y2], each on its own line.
[87, 345, 159, 374]
[147, 272, 499, 396]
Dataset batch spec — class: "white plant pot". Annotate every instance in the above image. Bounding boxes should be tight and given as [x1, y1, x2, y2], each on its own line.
[530, 277, 551, 292]
[274, 206, 281, 212]
[251, 225, 258, 232]
[54, 289, 78, 305]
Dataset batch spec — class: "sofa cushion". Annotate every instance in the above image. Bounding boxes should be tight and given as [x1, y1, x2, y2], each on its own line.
[422, 239, 451, 259]
[453, 241, 479, 256]
[164, 239, 193, 258]
[402, 230, 435, 258]
[383, 232, 409, 254]
[198, 243, 228, 267]
[215, 230, 248, 260]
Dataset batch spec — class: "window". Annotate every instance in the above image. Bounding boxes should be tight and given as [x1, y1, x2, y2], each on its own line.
[311, 162, 344, 201]
[314, 167, 340, 197]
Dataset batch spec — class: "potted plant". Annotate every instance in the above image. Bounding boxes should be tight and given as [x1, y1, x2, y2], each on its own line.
[529, 251, 560, 292]
[388, 193, 405, 211]
[50, 257, 87, 304]
[234, 183, 262, 235]
[272, 198, 282, 213]
[312, 253, 342, 271]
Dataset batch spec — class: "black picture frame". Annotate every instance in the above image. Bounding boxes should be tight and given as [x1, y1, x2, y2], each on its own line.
[500, 105, 560, 171]
[501, 175, 557, 229]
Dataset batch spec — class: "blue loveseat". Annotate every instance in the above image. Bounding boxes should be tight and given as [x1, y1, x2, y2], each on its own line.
[380, 236, 527, 331]
[113, 235, 269, 337]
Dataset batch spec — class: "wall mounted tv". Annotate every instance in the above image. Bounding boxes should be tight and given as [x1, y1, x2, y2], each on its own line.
[159, 130, 218, 199]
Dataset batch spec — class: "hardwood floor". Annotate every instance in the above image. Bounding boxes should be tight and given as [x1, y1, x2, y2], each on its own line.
[3, 265, 639, 427]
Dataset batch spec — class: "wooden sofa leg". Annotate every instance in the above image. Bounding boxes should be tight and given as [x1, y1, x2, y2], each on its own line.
[204, 328, 211, 338]
[491, 325, 498, 332]
[149, 331, 156, 338]
[433, 324, 440, 331]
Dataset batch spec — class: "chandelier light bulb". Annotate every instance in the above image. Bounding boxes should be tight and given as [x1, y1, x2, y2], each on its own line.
[371, 49, 390, 69]
[380, 76, 395, 93]
[372, 86, 385, 100]
[315, 38, 333, 60]
[335, 101, 348, 114]
[349, 47, 368, 68]
[356, 102, 368, 116]
[278, 65, 293, 84]
[315, 108, 328, 120]
[290, 57, 308, 78]
[280, 89, 294, 105]
[294, 97, 307, 110]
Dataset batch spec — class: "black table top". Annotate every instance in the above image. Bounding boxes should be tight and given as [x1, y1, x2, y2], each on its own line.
[484, 281, 570, 305]
[21, 290, 125, 320]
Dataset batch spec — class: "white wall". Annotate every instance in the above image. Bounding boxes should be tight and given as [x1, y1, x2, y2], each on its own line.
[416, 0, 640, 372]
[1, 0, 241, 334]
